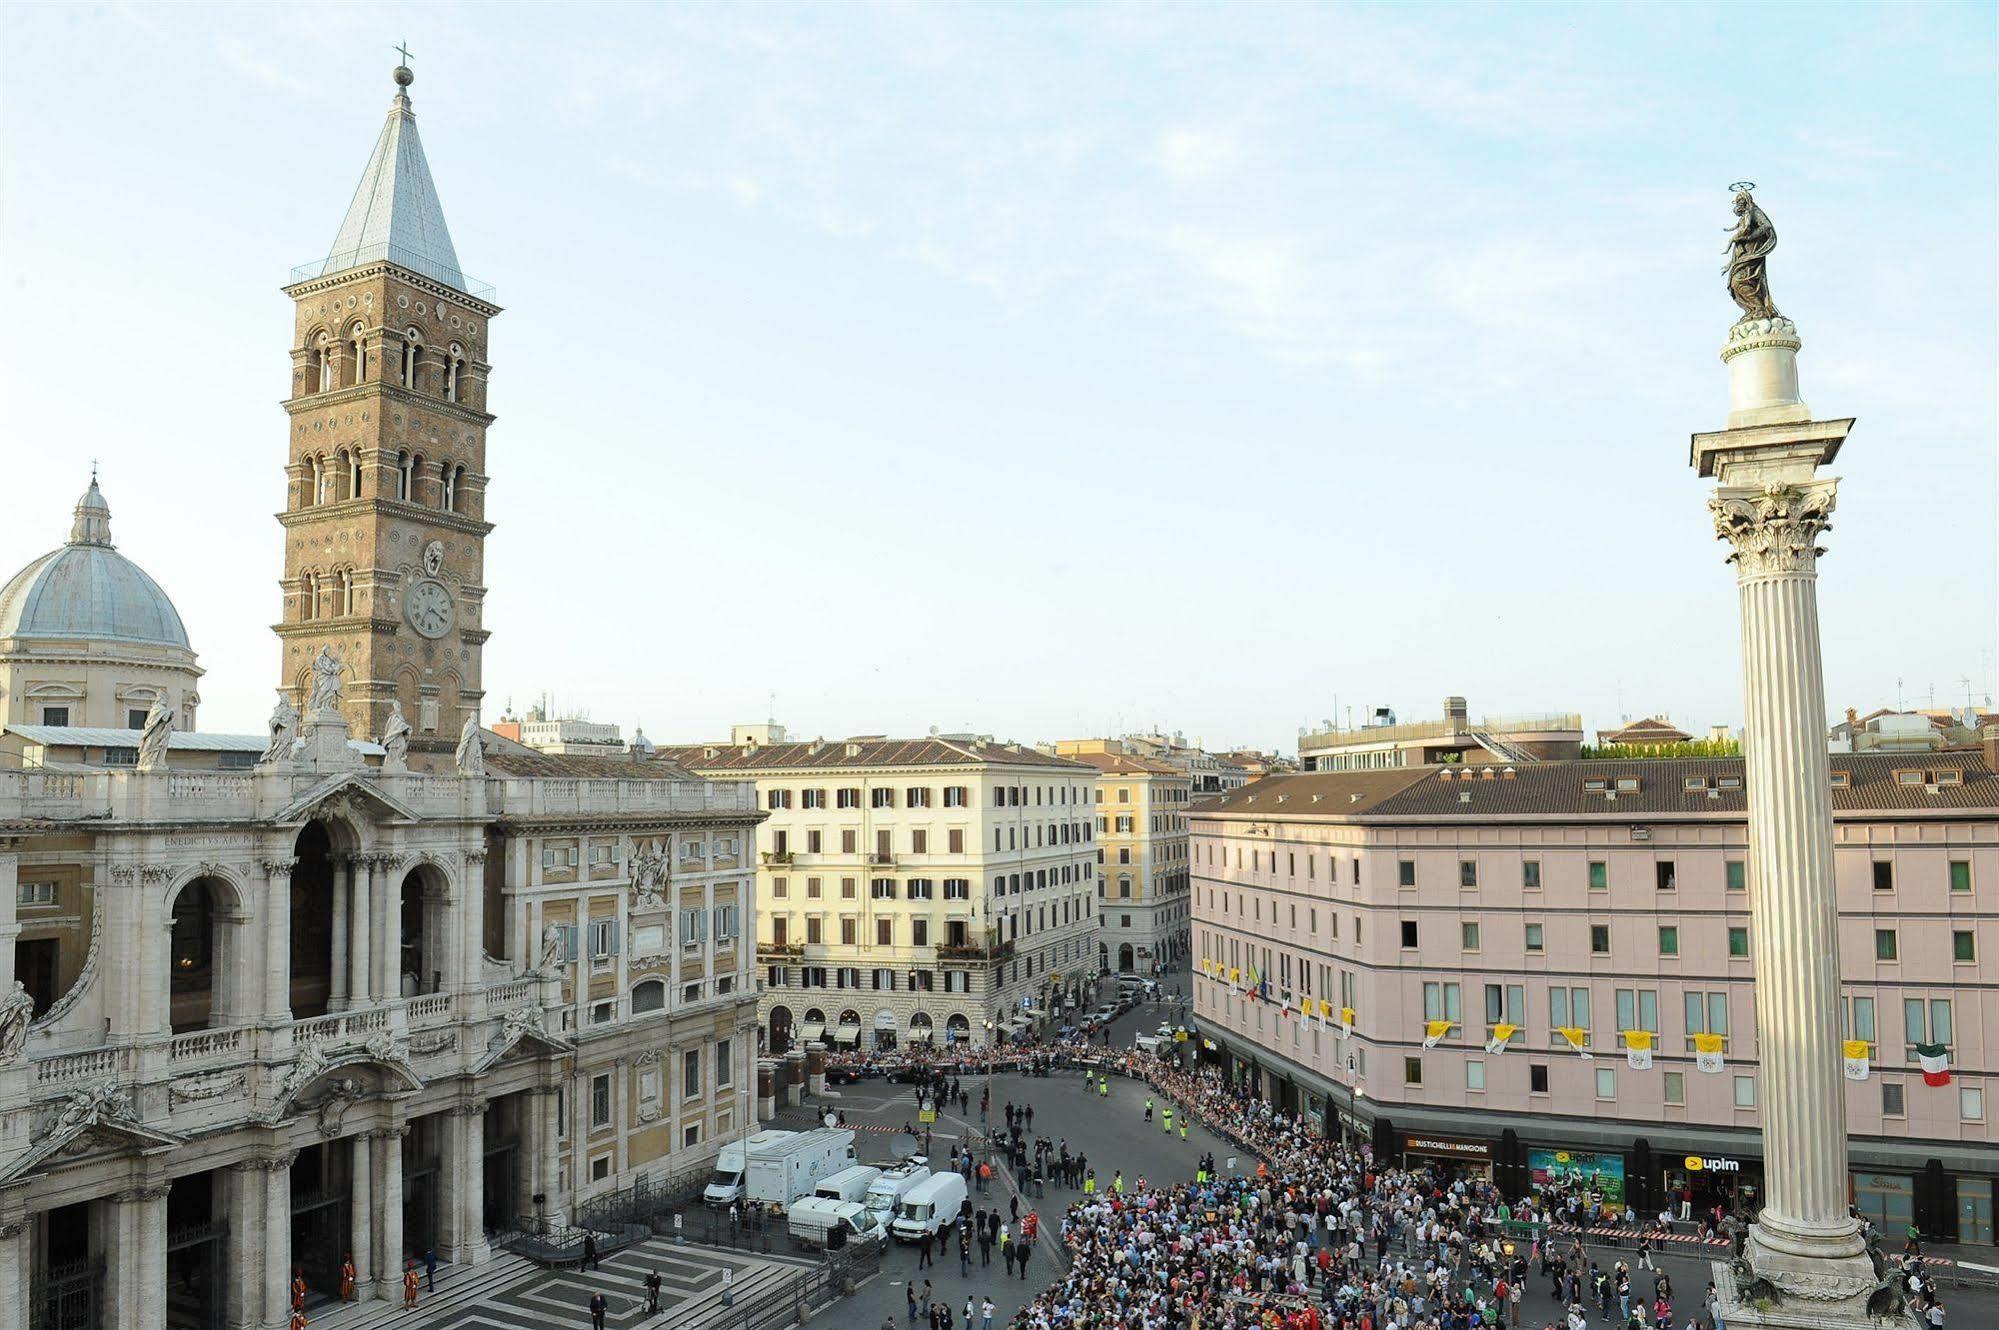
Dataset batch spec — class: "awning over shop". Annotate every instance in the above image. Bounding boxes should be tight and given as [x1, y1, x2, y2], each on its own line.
[1022, 1007, 1046, 1019]
[799, 1020, 826, 1041]
[908, 1028, 934, 1043]
[834, 1023, 862, 1044]
[1002, 1017, 1030, 1032]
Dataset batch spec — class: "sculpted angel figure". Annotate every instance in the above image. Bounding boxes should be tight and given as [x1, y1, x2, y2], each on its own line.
[1724, 187, 1780, 322]
[261, 693, 300, 764]
[381, 701, 413, 769]
[307, 646, 345, 716]
[0, 980, 36, 1061]
[135, 693, 175, 772]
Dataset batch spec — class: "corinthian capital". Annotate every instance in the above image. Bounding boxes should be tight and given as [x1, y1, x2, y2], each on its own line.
[1710, 479, 1837, 578]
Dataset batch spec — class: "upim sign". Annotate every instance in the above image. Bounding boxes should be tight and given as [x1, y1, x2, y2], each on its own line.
[1684, 1154, 1741, 1173]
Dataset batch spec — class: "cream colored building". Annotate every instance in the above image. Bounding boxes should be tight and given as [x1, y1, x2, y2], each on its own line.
[1050, 741, 1192, 973]
[0, 63, 761, 1328]
[656, 730, 1102, 1050]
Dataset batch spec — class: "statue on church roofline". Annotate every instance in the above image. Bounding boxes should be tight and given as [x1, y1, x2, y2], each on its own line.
[1725, 184, 1781, 323]
[136, 692, 175, 772]
[306, 646, 345, 719]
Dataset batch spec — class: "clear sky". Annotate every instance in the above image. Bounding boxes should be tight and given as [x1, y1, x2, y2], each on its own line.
[2, 3, 1994, 750]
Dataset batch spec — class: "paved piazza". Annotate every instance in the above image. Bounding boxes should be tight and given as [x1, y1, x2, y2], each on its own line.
[311, 987, 1999, 1330]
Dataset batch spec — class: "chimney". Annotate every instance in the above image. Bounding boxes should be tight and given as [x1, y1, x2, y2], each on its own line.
[1443, 696, 1469, 728]
[1983, 724, 1999, 772]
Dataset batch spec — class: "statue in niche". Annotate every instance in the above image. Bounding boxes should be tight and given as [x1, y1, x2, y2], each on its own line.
[1724, 185, 1780, 322]
[381, 701, 412, 770]
[135, 693, 175, 772]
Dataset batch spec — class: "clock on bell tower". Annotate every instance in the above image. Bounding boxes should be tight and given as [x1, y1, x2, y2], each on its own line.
[275, 62, 499, 764]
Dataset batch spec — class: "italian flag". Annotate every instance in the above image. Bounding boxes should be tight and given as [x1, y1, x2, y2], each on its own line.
[1916, 1042, 1952, 1087]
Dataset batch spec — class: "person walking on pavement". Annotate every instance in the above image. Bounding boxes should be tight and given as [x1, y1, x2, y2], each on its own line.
[584, 1231, 599, 1271]
[907, 1286, 918, 1323]
[959, 1230, 970, 1277]
[1024, 1104, 1034, 1131]
[1015, 1235, 1031, 1282]
[647, 1268, 663, 1314]
[1143, 1098, 1153, 1123]
[982, 1296, 994, 1330]
[1161, 1104, 1172, 1135]
[588, 1291, 608, 1330]
[423, 1247, 437, 1292]
[921, 1279, 933, 1314]
[1113, 1170, 1125, 1195]
[918, 1227, 933, 1269]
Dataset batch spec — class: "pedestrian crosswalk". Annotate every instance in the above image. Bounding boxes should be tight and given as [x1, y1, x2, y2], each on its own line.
[319, 1239, 816, 1329]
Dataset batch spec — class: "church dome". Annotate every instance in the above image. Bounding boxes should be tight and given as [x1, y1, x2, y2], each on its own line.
[0, 480, 192, 651]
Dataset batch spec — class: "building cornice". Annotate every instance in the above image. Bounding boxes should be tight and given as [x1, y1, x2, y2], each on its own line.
[282, 380, 497, 430]
[282, 260, 503, 319]
[274, 499, 494, 539]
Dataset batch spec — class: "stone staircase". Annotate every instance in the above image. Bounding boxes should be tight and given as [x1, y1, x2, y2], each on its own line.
[299, 1253, 537, 1329]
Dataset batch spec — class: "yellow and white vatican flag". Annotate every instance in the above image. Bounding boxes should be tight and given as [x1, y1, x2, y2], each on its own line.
[1694, 1032, 1727, 1073]
[1623, 1030, 1654, 1070]
[1557, 1026, 1593, 1060]
[1843, 1039, 1871, 1082]
[1421, 1019, 1453, 1049]
[1485, 1023, 1518, 1054]
[1228, 966, 1241, 989]
[1339, 1006, 1355, 1038]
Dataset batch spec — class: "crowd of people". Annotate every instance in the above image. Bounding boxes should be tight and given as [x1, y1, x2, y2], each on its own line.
[853, 1023, 1954, 1330]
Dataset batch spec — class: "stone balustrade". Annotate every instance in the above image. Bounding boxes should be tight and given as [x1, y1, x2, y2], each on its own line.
[405, 992, 454, 1025]
[34, 1045, 126, 1086]
[167, 1027, 245, 1064]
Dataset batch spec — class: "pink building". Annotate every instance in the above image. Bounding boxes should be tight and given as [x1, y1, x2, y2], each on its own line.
[1190, 741, 1998, 1246]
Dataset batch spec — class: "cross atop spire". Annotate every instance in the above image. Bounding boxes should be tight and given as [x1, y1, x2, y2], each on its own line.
[317, 59, 467, 292]
[395, 39, 414, 67]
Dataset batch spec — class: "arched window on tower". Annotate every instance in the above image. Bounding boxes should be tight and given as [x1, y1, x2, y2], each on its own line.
[444, 343, 464, 403]
[397, 451, 416, 502]
[442, 464, 464, 513]
[301, 571, 318, 621]
[347, 450, 362, 498]
[339, 569, 355, 616]
[315, 332, 333, 392]
[402, 328, 422, 390]
[306, 455, 323, 507]
[350, 323, 368, 383]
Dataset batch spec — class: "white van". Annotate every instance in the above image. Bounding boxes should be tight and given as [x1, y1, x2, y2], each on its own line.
[864, 1159, 932, 1228]
[789, 1196, 885, 1250]
[813, 1164, 883, 1206]
[890, 1171, 969, 1243]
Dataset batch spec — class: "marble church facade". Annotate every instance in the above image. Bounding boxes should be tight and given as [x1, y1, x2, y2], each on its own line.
[0, 62, 763, 1330]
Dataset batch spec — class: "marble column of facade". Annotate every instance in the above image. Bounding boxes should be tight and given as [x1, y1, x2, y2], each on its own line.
[260, 1152, 296, 1330]
[376, 1125, 407, 1288]
[0, 1214, 25, 1330]
[349, 1132, 373, 1295]
[372, 857, 399, 1001]
[346, 857, 371, 1007]
[533, 1085, 564, 1226]
[0, 844, 19, 992]
[223, 1161, 261, 1330]
[106, 1183, 170, 1330]
[460, 851, 488, 991]
[439, 1100, 489, 1265]
[262, 858, 296, 1026]
[329, 859, 350, 1010]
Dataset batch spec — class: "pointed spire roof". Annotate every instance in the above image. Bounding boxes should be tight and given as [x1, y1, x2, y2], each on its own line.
[319, 63, 467, 293]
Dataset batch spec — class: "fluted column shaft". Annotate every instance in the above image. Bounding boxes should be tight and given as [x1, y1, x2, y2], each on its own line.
[1714, 475, 1863, 1262]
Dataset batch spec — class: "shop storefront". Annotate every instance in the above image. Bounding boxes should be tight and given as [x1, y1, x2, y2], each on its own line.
[1852, 1170, 1915, 1239]
[1403, 1132, 1493, 1179]
[1661, 1151, 1761, 1220]
[1528, 1147, 1628, 1214]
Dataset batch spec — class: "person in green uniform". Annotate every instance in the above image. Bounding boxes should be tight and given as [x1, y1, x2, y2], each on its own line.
[1161, 1105, 1172, 1134]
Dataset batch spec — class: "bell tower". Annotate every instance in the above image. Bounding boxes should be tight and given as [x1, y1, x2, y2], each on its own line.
[276, 61, 499, 764]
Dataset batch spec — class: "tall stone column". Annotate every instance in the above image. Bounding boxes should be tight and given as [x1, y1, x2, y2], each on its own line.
[377, 1125, 407, 1289]
[262, 858, 297, 1025]
[261, 1153, 296, 1330]
[224, 1161, 262, 1330]
[349, 1132, 374, 1295]
[0, 842, 20, 993]
[1694, 292, 1873, 1316]
[373, 856, 402, 1000]
[106, 1183, 170, 1330]
[440, 1100, 490, 1265]
[329, 859, 350, 1010]
[347, 857, 371, 1005]
[0, 1213, 26, 1330]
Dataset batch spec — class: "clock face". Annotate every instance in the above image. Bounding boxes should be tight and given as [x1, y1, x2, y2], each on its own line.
[404, 578, 456, 639]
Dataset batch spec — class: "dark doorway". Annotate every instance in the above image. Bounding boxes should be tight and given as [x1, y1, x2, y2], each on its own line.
[401, 1115, 441, 1268]
[31, 1201, 99, 1330]
[167, 882, 217, 1033]
[165, 1175, 225, 1330]
[483, 1098, 521, 1237]
[17, 938, 59, 1015]
[290, 823, 338, 1018]
[288, 1142, 352, 1305]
